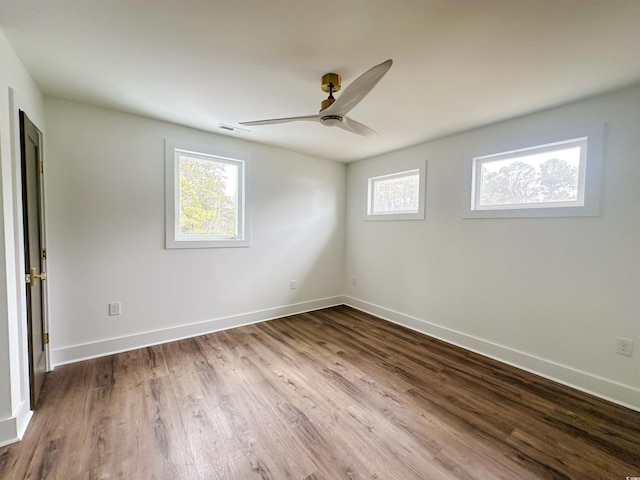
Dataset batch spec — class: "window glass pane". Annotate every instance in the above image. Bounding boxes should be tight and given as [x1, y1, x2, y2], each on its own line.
[178, 154, 239, 237]
[475, 139, 585, 209]
[372, 171, 419, 214]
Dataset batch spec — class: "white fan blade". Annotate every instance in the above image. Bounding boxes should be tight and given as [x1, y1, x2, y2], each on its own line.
[239, 114, 320, 126]
[322, 59, 392, 117]
[338, 116, 377, 137]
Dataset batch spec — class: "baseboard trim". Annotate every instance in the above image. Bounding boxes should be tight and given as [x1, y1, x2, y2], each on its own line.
[51, 296, 343, 366]
[343, 296, 640, 412]
[0, 400, 33, 448]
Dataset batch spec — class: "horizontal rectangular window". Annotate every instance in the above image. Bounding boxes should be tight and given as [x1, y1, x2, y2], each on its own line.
[366, 164, 426, 221]
[165, 140, 250, 248]
[370, 169, 420, 214]
[473, 137, 586, 211]
[465, 126, 602, 219]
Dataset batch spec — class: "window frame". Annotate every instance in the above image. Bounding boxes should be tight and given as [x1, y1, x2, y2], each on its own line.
[165, 139, 251, 249]
[366, 161, 426, 221]
[464, 125, 603, 219]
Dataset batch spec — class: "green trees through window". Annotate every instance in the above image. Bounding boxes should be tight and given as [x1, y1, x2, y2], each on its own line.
[166, 139, 249, 248]
[366, 165, 425, 221]
[466, 133, 599, 218]
[178, 155, 238, 237]
[371, 171, 419, 214]
[474, 137, 586, 210]
[480, 157, 578, 207]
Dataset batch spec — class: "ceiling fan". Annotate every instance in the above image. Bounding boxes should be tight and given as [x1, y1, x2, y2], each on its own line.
[239, 59, 393, 137]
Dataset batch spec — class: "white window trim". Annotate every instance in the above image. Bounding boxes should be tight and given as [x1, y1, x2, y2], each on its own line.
[464, 124, 603, 219]
[165, 139, 251, 249]
[366, 161, 426, 221]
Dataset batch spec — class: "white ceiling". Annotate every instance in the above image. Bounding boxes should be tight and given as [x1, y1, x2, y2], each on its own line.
[1, 0, 639, 162]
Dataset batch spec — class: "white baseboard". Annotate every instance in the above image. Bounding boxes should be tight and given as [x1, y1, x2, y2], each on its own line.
[343, 296, 640, 412]
[51, 296, 343, 366]
[0, 400, 33, 448]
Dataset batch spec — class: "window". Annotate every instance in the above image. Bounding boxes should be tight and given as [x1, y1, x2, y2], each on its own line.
[465, 126, 602, 218]
[165, 140, 250, 248]
[367, 163, 426, 221]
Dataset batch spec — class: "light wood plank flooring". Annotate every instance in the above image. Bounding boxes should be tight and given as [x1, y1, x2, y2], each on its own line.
[1, 305, 639, 479]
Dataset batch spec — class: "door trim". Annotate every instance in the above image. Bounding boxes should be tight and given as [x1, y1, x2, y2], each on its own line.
[0, 88, 44, 446]
[9, 89, 51, 375]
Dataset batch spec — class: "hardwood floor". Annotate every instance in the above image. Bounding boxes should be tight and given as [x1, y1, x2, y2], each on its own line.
[1, 305, 639, 479]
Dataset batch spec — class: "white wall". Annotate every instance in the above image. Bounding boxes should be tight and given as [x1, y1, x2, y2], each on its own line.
[0, 29, 46, 446]
[44, 98, 346, 364]
[344, 84, 640, 410]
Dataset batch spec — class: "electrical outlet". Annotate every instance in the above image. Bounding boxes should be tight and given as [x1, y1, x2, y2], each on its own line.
[109, 301, 121, 316]
[290, 280, 296, 290]
[615, 337, 633, 357]
[352, 276, 358, 286]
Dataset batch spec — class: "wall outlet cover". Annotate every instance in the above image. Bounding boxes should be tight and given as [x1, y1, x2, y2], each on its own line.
[109, 302, 122, 316]
[615, 337, 633, 357]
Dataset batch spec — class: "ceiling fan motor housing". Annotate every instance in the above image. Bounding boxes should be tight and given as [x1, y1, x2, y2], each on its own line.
[320, 115, 342, 127]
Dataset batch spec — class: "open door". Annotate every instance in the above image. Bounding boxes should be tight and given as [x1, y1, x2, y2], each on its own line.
[20, 110, 48, 409]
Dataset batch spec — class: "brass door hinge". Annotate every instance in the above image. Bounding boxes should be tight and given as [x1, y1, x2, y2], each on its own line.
[26, 268, 46, 286]
[39, 161, 44, 173]
[43, 332, 49, 345]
